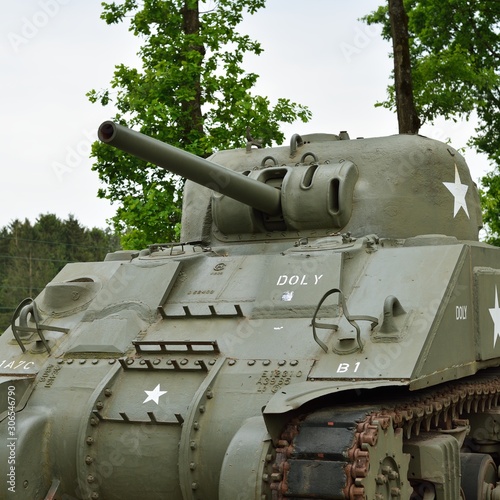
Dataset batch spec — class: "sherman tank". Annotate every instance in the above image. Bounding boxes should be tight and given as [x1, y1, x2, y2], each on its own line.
[1, 120, 500, 499]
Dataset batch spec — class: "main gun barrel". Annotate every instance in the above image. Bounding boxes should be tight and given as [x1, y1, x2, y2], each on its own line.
[98, 121, 282, 216]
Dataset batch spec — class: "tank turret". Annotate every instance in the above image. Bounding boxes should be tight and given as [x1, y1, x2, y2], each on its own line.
[98, 121, 482, 243]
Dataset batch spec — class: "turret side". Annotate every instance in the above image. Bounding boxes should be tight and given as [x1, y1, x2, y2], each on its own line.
[181, 133, 482, 243]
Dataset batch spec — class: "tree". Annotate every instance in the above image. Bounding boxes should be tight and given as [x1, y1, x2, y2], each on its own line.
[364, 0, 500, 241]
[388, 0, 420, 133]
[364, 1, 499, 128]
[0, 215, 120, 333]
[88, 0, 311, 249]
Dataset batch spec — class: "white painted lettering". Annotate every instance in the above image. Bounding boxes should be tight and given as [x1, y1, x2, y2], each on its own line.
[0, 360, 35, 370]
[277, 274, 324, 286]
[456, 305, 467, 320]
[314, 274, 323, 285]
[277, 275, 287, 286]
[337, 363, 349, 373]
[336, 362, 361, 374]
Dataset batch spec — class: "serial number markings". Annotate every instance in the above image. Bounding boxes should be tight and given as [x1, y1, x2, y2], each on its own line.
[256, 369, 303, 393]
[336, 362, 361, 374]
[0, 360, 35, 370]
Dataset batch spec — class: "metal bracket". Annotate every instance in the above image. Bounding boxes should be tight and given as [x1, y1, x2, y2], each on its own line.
[11, 298, 68, 354]
[312, 288, 378, 353]
[133, 340, 220, 354]
[158, 304, 243, 319]
[92, 409, 184, 426]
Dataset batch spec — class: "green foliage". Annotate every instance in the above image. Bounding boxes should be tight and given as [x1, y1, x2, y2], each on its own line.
[88, 0, 311, 249]
[0, 214, 120, 333]
[364, 1, 499, 125]
[480, 172, 500, 246]
[364, 0, 500, 243]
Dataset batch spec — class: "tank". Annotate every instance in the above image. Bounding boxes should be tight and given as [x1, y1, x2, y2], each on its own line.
[1, 120, 499, 499]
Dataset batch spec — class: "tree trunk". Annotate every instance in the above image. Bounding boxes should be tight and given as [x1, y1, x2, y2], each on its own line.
[180, 0, 205, 145]
[389, 0, 421, 134]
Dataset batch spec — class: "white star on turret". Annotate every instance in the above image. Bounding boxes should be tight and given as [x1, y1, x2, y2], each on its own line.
[489, 286, 500, 348]
[442, 165, 469, 218]
[143, 384, 167, 404]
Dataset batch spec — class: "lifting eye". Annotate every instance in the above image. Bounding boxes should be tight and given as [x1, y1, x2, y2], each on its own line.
[260, 156, 278, 167]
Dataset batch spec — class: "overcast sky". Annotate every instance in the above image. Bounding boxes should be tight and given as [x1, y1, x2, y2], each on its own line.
[1, 0, 491, 230]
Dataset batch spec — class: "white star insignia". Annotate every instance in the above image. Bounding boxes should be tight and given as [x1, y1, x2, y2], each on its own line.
[489, 286, 500, 348]
[442, 165, 469, 219]
[143, 384, 167, 404]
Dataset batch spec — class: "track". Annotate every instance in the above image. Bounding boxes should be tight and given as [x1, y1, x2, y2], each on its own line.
[269, 372, 500, 499]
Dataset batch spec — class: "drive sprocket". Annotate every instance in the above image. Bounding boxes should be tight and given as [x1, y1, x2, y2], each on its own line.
[347, 414, 412, 499]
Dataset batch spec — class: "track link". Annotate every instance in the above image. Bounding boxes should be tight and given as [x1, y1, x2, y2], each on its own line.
[270, 372, 500, 499]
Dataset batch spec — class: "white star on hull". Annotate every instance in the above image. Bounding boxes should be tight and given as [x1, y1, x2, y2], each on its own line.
[489, 286, 500, 348]
[143, 384, 168, 404]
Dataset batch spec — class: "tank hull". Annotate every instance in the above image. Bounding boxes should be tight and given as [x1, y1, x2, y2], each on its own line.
[1, 129, 499, 498]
